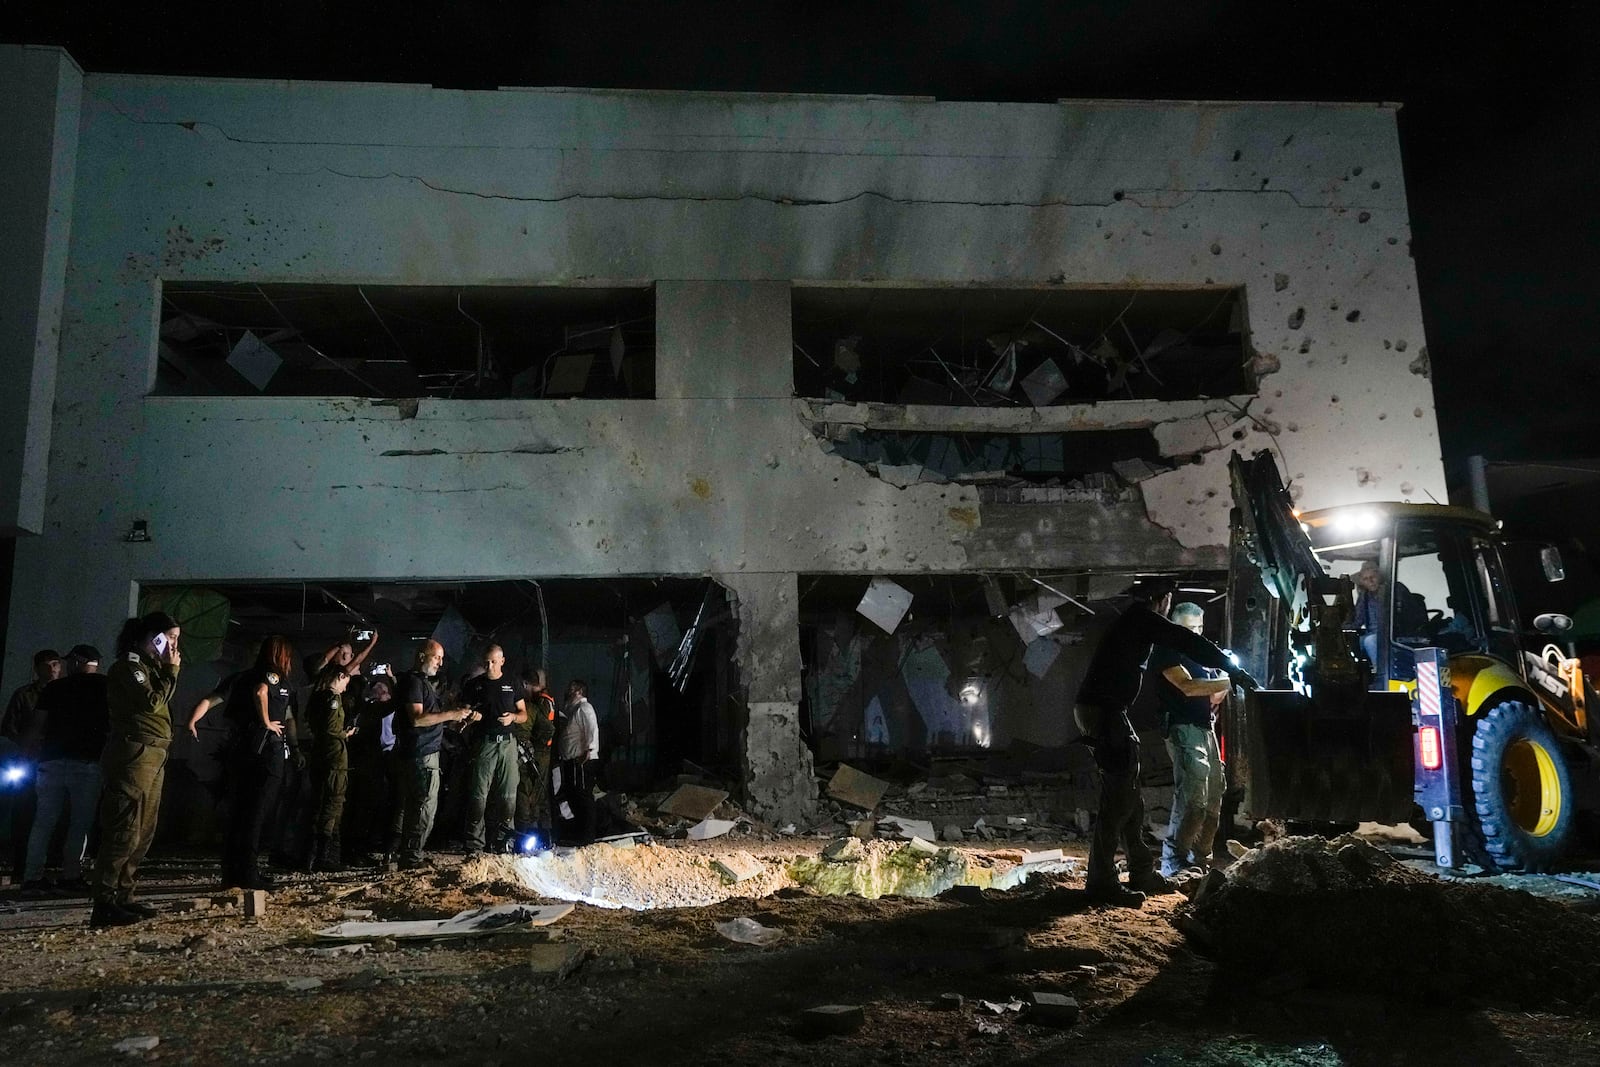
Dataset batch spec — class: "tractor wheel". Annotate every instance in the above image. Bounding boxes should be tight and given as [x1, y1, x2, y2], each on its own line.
[1468, 701, 1575, 873]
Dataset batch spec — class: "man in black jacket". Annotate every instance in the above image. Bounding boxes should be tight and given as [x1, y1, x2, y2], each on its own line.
[1074, 578, 1258, 906]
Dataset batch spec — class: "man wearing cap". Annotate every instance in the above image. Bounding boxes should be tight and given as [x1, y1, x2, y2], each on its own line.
[3, 649, 62, 880]
[20, 646, 108, 897]
[1074, 578, 1258, 906]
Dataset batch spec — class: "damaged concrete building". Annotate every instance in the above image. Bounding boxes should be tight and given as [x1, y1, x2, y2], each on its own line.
[2, 44, 1444, 827]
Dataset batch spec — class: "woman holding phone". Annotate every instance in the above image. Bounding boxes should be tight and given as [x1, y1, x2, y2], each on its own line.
[90, 611, 182, 928]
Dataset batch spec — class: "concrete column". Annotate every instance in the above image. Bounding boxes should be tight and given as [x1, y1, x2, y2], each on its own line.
[655, 281, 793, 400]
[716, 570, 816, 826]
[0, 46, 82, 535]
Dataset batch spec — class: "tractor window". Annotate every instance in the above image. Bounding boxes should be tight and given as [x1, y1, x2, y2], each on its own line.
[1473, 538, 1522, 665]
[1392, 525, 1483, 678]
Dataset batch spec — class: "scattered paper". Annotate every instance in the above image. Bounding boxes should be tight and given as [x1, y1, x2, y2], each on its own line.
[856, 577, 913, 635]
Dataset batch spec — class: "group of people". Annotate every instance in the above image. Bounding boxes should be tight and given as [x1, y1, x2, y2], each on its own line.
[1, 615, 604, 928]
[1074, 578, 1260, 906]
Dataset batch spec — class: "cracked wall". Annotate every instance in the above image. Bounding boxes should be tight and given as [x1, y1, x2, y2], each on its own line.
[2, 65, 1445, 811]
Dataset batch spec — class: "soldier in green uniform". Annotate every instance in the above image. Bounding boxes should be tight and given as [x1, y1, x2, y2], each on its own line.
[305, 663, 356, 871]
[91, 612, 181, 928]
[516, 667, 557, 847]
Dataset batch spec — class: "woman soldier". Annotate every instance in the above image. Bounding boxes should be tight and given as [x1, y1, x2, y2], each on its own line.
[222, 635, 298, 890]
[304, 662, 356, 871]
[90, 611, 181, 928]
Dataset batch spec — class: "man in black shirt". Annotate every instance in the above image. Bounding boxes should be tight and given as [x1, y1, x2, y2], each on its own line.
[20, 645, 108, 896]
[393, 641, 472, 869]
[1074, 578, 1258, 906]
[460, 645, 528, 858]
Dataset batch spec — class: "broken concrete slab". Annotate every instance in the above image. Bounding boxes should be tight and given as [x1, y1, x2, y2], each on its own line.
[315, 903, 574, 942]
[284, 977, 324, 992]
[849, 818, 877, 840]
[878, 815, 938, 842]
[243, 890, 268, 917]
[826, 764, 889, 811]
[528, 942, 588, 982]
[941, 823, 966, 842]
[711, 852, 765, 884]
[686, 817, 737, 840]
[658, 784, 729, 821]
[1026, 991, 1080, 1028]
[1019, 848, 1064, 865]
[935, 992, 964, 1011]
[799, 1004, 865, 1037]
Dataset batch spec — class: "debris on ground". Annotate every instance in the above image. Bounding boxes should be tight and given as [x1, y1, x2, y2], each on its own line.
[714, 916, 784, 946]
[113, 1036, 160, 1054]
[314, 903, 573, 941]
[658, 784, 730, 821]
[1188, 834, 1600, 1010]
[798, 1003, 865, 1036]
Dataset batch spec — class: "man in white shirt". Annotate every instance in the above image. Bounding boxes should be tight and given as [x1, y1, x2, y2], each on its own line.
[554, 680, 599, 844]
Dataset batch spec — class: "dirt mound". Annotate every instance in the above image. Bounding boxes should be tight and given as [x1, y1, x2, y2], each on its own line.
[1190, 835, 1600, 1011]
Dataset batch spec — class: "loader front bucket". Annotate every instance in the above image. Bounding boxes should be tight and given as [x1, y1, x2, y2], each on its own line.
[1229, 688, 1415, 824]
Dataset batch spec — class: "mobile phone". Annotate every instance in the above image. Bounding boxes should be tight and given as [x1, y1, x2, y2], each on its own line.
[356, 629, 375, 642]
[152, 633, 169, 656]
[369, 663, 389, 675]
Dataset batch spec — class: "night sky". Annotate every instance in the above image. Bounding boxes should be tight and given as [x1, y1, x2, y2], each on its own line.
[7, 2, 1595, 485]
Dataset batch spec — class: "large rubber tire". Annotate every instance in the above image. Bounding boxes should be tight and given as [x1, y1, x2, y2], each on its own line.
[1468, 701, 1575, 873]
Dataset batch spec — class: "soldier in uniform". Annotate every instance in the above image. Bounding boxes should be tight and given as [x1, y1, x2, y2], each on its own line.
[305, 663, 357, 872]
[517, 667, 557, 847]
[221, 636, 299, 890]
[460, 645, 527, 858]
[90, 613, 181, 928]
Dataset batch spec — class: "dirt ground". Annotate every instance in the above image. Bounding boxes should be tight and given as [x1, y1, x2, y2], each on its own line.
[3, 836, 1600, 1066]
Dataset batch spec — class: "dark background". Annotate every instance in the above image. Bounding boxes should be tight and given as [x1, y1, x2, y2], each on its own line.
[6, 1, 1596, 486]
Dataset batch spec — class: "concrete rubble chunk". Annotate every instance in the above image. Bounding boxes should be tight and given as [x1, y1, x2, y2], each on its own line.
[658, 784, 729, 821]
[1026, 991, 1080, 1028]
[906, 836, 939, 854]
[715, 916, 784, 946]
[878, 815, 937, 843]
[849, 818, 877, 840]
[711, 852, 765, 884]
[826, 764, 889, 811]
[941, 823, 966, 842]
[935, 992, 964, 1011]
[821, 836, 863, 862]
[244, 890, 268, 917]
[172, 898, 211, 913]
[1019, 848, 1064, 865]
[284, 977, 323, 992]
[113, 1036, 161, 1054]
[528, 942, 587, 982]
[799, 1004, 865, 1037]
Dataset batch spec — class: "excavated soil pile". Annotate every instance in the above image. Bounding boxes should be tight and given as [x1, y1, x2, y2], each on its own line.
[1190, 835, 1600, 1011]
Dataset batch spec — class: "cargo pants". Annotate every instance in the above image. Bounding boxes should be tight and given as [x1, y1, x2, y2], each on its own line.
[399, 752, 441, 863]
[464, 735, 519, 853]
[93, 737, 168, 904]
[1077, 703, 1156, 892]
[1161, 722, 1226, 876]
[310, 750, 349, 838]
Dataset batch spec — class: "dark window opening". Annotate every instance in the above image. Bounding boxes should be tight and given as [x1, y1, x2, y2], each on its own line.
[157, 283, 655, 399]
[793, 286, 1251, 406]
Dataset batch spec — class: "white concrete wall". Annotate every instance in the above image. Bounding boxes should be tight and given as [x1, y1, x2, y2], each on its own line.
[0, 46, 81, 536]
[2, 68, 1445, 814]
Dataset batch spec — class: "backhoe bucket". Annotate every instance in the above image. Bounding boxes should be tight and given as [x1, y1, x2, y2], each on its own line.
[1229, 688, 1415, 824]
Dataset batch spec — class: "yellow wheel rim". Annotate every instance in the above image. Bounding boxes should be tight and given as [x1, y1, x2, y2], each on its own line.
[1502, 738, 1562, 838]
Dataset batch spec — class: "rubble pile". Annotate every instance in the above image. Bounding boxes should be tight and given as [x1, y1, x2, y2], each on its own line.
[1190, 835, 1600, 1010]
[811, 762, 1098, 846]
[790, 837, 1074, 899]
[479, 842, 790, 911]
